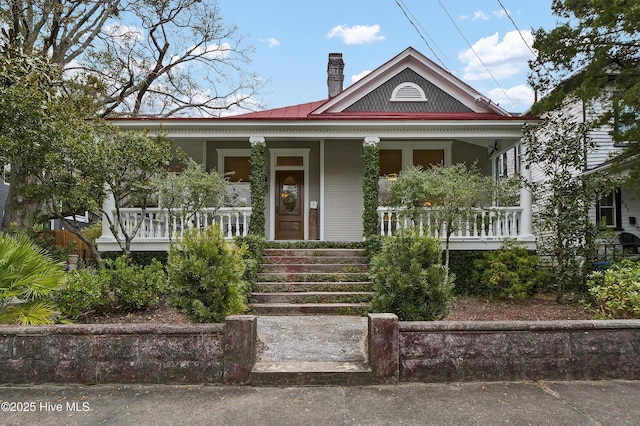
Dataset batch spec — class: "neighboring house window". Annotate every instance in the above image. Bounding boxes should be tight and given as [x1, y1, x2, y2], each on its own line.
[495, 156, 502, 180]
[613, 99, 632, 147]
[596, 190, 622, 229]
[390, 82, 427, 102]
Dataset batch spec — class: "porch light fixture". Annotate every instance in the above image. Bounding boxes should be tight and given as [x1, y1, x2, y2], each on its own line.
[387, 173, 398, 181]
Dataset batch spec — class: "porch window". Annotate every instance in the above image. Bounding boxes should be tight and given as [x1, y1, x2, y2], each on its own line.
[596, 190, 622, 229]
[413, 150, 444, 169]
[379, 149, 402, 177]
[224, 156, 251, 182]
[222, 155, 251, 207]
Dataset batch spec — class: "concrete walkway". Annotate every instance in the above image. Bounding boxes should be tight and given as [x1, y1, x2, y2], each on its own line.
[256, 316, 368, 363]
[1, 380, 639, 425]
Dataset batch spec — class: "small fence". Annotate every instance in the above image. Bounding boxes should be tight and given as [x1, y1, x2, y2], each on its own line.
[53, 229, 94, 261]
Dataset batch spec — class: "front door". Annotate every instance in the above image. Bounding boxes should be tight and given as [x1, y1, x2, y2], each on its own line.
[275, 170, 304, 240]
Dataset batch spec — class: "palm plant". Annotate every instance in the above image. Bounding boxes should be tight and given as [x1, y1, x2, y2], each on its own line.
[0, 233, 65, 324]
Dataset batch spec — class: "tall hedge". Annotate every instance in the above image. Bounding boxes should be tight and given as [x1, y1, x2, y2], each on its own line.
[362, 142, 380, 240]
[248, 141, 266, 236]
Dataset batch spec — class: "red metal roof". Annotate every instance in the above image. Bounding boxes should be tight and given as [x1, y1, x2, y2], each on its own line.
[227, 100, 327, 119]
[226, 101, 533, 121]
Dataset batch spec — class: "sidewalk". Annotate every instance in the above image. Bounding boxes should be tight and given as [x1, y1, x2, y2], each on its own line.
[1, 380, 638, 425]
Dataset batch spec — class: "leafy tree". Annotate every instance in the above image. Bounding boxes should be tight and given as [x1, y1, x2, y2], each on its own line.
[2, 0, 263, 117]
[1, 0, 264, 230]
[530, 0, 640, 177]
[0, 37, 67, 229]
[22, 120, 174, 260]
[0, 233, 65, 324]
[388, 163, 495, 273]
[523, 101, 616, 298]
[158, 158, 227, 242]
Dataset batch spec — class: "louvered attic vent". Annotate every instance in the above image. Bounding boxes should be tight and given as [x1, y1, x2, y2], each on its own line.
[390, 82, 427, 102]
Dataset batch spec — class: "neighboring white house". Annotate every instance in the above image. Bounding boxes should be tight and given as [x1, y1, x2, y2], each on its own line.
[524, 90, 640, 251]
[97, 47, 537, 252]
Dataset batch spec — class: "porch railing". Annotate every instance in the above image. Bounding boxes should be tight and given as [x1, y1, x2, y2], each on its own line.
[377, 206, 522, 240]
[113, 207, 252, 241]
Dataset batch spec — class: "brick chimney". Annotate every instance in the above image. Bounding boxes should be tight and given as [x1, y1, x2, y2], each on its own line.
[327, 53, 344, 98]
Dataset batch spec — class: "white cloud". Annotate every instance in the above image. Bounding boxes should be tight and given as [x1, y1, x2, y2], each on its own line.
[351, 70, 372, 83]
[260, 38, 280, 48]
[458, 30, 535, 81]
[472, 10, 489, 21]
[326, 24, 384, 45]
[103, 23, 143, 40]
[492, 9, 508, 19]
[460, 9, 507, 21]
[188, 42, 233, 60]
[487, 84, 535, 111]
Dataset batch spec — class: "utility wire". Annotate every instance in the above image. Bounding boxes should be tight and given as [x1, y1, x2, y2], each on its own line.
[396, 0, 457, 72]
[496, 0, 537, 58]
[394, 0, 449, 71]
[436, 0, 518, 110]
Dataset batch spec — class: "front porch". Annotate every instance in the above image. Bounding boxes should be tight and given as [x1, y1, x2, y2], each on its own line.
[96, 203, 535, 252]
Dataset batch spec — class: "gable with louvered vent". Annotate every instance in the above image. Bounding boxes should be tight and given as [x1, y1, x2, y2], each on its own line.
[391, 82, 427, 102]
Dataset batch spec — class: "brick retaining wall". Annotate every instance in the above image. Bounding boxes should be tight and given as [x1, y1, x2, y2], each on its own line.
[2, 316, 640, 384]
[0, 323, 227, 384]
[397, 319, 640, 382]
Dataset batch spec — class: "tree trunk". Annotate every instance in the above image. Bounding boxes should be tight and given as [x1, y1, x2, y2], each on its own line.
[1, 166, 43, 230]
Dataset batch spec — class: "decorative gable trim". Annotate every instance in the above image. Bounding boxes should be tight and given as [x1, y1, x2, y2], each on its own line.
[390, 82, 427, 102]
[312, 47, 512, 117]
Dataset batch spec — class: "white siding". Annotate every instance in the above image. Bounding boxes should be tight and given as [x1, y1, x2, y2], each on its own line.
[323, 140, 364, 241]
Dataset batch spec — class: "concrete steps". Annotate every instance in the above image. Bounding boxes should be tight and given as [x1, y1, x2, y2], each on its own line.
[251, 316, 371, 386]
[249, 248, 374, 316]
[251, 361, 372, 386]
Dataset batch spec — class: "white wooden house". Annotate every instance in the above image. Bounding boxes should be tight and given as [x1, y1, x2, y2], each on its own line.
[97, 47, 537, 252]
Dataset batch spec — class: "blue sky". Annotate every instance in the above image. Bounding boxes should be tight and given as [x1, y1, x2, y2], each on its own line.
[217, 0, 557, 113]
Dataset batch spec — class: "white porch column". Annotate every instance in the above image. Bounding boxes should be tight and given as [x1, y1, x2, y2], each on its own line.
[98, 191, 117, 242]
[363, 136, 380, 147]
[249, 136, 265, 147]
[518, 143, 534, 239]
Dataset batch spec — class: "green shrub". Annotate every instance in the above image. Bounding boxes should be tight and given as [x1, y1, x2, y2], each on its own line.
[365, 235, 384, 260]
[55, 269, 112, 319]
[105, 256, 167, 311]
[167, 225, 247, 322]
[587, 259, 640, 319]
[370, 228, 453, 321]
[448, 251, 485, 295]
[235, 234, 266, 296]
[473, 242, 543, 300]
[55, 255, 167, 319]
[0, 233, 66, 324]
[101, 251, 168, 266]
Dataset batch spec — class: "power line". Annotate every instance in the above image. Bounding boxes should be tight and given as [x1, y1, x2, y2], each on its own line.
[496, 0, 537, 58]
[436, 0, 518, 110]
[395, 0, 457, 72]
[394, 0, 449, 71]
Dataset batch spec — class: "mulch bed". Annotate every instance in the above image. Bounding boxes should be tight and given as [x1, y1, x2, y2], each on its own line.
[77, 294, 596, 324]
